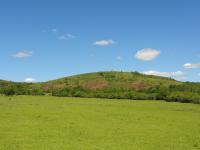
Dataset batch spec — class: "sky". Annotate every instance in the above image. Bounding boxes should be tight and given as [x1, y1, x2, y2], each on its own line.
[0, 0, 200, 82]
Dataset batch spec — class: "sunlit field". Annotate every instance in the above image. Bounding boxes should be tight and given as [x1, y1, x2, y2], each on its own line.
[0, 96, 200, 150]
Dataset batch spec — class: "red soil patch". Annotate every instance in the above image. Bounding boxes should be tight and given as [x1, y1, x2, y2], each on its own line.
[42, 83, 66, 91]
[130, 82, 151, 91]
[83, 80, 108, 90]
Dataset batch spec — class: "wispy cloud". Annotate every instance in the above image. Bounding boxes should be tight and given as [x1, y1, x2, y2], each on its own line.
[116, 56, 123, 60]
[183, 63, 200, 69]
[143, 70, 185, 78]
[59, 34, 76, 40]
[43, 28, 77, 40]
[13, 51, 33, 58]
[94, 40, 115, 46]
[51, 28, 57, 33]
[24, 77, 36, 83]
[135, 48, 160, 61]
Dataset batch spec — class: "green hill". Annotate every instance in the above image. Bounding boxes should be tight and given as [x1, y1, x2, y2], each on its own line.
[1, 71, 200, 104]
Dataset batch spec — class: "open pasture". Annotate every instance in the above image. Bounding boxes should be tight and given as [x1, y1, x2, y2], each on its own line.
[0, 96, 200, 150]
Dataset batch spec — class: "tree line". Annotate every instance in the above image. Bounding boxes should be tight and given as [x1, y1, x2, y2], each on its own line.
[1, 81, 200, 104]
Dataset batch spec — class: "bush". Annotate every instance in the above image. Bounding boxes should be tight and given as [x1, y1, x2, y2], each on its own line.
[2, 87, 15, 96]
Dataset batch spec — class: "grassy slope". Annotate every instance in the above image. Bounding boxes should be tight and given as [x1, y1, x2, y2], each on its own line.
[0, 96, 200, 150]
[1, 71, 180, 91]
[41, 71, 181, 91]
[1, 71, 200, 103]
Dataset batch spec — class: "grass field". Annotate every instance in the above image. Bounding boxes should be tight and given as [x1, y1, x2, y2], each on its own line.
[0, 96, 200, 150]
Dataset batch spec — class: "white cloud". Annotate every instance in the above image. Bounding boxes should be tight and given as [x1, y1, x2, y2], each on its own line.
[13, 51, 33, 58]
[183, 63, 200, 69]
[59, 34, 76, 40]
[143, 70, 185, 78]
[24, 77, 36, 83]
[198, 73, 200, 76]
[116, 56, 123, 60]
[135, 48, 160, 61]
[94, 40, 115, 46]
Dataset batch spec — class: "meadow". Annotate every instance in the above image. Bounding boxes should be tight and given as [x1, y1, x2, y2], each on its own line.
[0, 96, 200, 150]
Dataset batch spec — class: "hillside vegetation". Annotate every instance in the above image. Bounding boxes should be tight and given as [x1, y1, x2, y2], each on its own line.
[1, 71, 200, 104]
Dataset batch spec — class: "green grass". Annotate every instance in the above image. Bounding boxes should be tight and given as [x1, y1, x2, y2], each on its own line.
[0, 96, 200, 150]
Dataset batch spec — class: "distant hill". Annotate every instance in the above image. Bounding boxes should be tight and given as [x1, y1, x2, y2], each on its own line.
[40, 71, 181, 94]
[0, 71, 200, 104]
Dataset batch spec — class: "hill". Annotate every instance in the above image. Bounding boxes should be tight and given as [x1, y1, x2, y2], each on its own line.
[1, 71, 200, 104]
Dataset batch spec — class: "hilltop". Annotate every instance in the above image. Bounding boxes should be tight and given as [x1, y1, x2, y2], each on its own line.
[0, 71, 200, 104]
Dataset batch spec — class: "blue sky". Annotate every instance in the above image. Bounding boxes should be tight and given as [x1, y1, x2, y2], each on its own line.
[0, 0, 200, 82]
